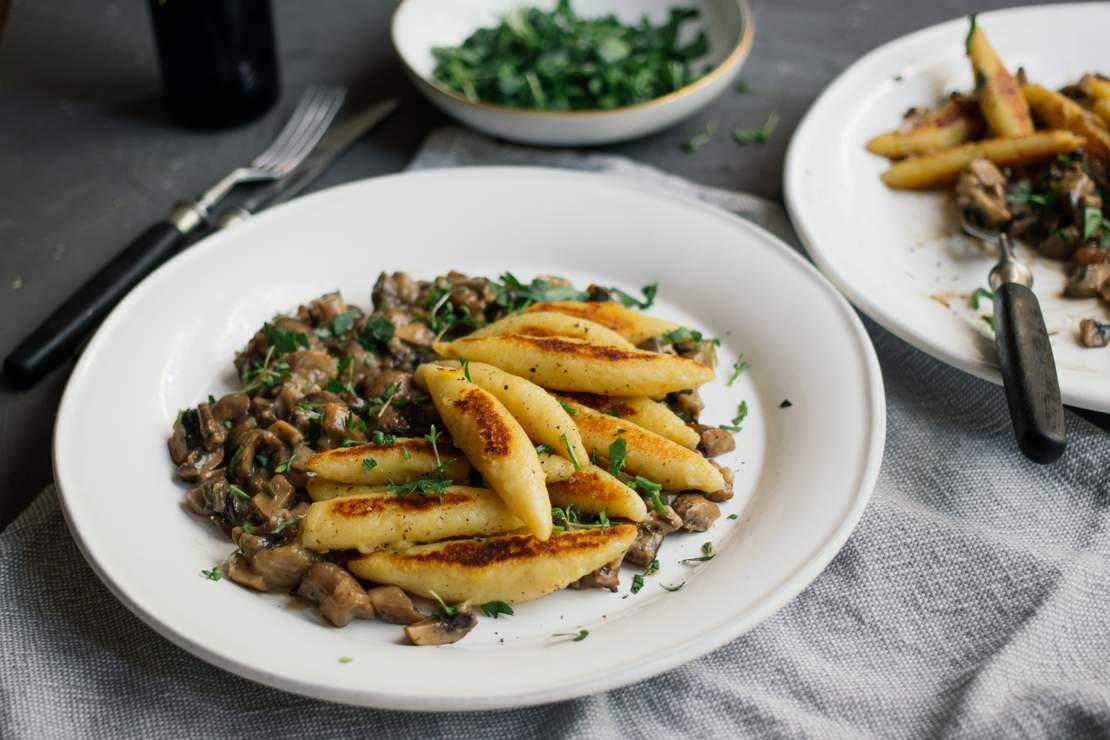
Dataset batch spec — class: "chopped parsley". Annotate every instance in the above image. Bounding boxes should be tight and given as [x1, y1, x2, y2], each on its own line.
[429, 590, 457, 618]
[552, 505, 610, 532]
[228, 483, 251, 501]
[719, 401, 749, 433]
[1083, 207, 1104, 241]
[659, 327, 719, 346]
[607, 437, 628, 477]
[270, 515, 302, 536]
[240, 346, 291, 393]
[494, 273, 657, 312]
[559, 399, 579, 416]
[732, 113, 778, 145]
[970, 287, 994, 310]
[726, 355, 749, 386]
[554, 629, 589, 642]
[1007, 180, 1053, 209]
[629, 475, 666, 515]
[631, 574, 646, 594]
[480, 601, 515, 619]
[356, 315, 395, 354]
[387, 478, 453, 496]
[325, 355, 357, 396]
[683, 121, 716, 152]
[611, 283, 658, 310]
[371, 431, 397, 445]
[207, 394, 216, 405]
[779, 399, 793, 409]
[200, 548, 239, 582]
[331, 309, 359, 337]
[274, 455, 296, 474]
[680, 541, 715, 565]
[401, 446, 412, 460]
[338, 656, 353, 664]
[965, 13, 977, 53]
[535, 444, 555, 455]
[361, 458, 378, 472]
[460, 357, 472, 382]
[431, 3, 708, 111]
[562, 431, 582, 470]
[727, 513, 739, 520]
[264, 323, 310, 353]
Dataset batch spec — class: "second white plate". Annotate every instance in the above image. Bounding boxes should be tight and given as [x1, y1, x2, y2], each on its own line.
[785, 3, 1110, 411]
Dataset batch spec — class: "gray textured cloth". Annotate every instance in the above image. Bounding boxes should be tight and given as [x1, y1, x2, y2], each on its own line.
[3, 128, 1109, 739]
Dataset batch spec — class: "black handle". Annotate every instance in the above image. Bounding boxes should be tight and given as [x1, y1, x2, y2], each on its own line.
[993, 282, 1067, 463]
[3, 221, 186, 388]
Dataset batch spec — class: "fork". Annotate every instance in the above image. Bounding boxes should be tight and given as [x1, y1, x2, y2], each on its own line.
[960, 210, 1066, 463]
[3, 86, 346, 388]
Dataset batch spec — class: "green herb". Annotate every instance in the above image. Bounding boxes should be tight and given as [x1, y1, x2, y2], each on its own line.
[460, 357, 472, 382]
[607, 437, 628, 477]
[1007, 180, 1053, 209]
[339, 656, 353, 664]
[346, 413, 367, 434]
[683, 121, 716, 152]
[200, 548, 239, 582]
[535, 444, 555, 455]
[983, 315, 996, 331]
[606, 406, 623, 418]
[425, 425, 444, 472]
[228, 483, 251, 501]
[970, 287, 995, 310]
[331, 309, 359, 337]
[893, 74, 903, 82]
[241, 346, 291, 393]
[732, 113, 778, 145]
[339, 438, 362, 448]
[264, 323, 310, 353]
[432, 2, 709, 111]
[270, 515, 302, 536]
[659, 327, 719, 346]
[719, 401, 749, 433]
[480, 601, 515, 619]
[645, 559, 660, 576]
[965, 13, 978, 53]
[680, 541, 715, 565]
[207, 394, 217, 405]
[779, 399, 793, 409]
[631, 574, 646, 593]
[228, 445, 246, 469]
[611, 283, 659, 310]
[553, 629, 589, 642]
[552, 505, 610, 532]
[357, 316, 396, 354]
[429, 590, 457, 618]
[387, 478, 454, 496]
[368, 383, 401, 418]
[371, 431, 397, 445]
[362, 458, 378, 472]
[325, 355, 357, 396]
[422, 282, 484, 340]
[728, 513, 739, 520]
[629, 475, 666, 515]
[402, 446, 412, 460]
[274, 455, 295, 474]
[254, 453, 270, 469]
[726, 355, 749, 386]
[1083, 207, 1104, 241]
[562, 431, 582, 470]
[661, 581, 686, 592]
[222, 420, 232, 430]
[559, 399, 579, 416]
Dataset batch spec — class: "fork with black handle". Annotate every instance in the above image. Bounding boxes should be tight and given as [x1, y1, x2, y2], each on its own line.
[3, 85, 346, 389]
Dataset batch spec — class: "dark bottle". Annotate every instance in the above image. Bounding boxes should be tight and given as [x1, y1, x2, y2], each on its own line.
[148, 0, 280, 129]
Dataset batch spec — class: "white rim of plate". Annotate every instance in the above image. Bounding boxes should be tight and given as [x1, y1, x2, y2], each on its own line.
[53, 167, 886, 710]
[783, 2, 1107, 411]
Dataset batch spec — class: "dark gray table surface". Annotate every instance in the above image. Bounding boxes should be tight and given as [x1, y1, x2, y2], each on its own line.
[0, 0, 1101, 527]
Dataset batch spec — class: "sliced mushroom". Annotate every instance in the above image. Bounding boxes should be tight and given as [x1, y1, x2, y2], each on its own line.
[177, 447, 225, 483]
[298, 563, 375, 627]
[404, 608, 478, 646]
[692, 424, 736, 458]
[367, 586, 424, 624]
[672, 494, 721, 532]
[227, 544, 316, 592]
[625, 528, 665, 567]
[211, 392, 250, 422]
[570, 556, 623, 592]
[670, 389, 704, 419]
[1079, 318, 1110, 348]
[704, 462, 735, 503]
[642, 504, 683, 534]
[168, 415, 192, 465]
[196, 402, 226, 451]
[956, 159, 1012, 228]
[287, 350, 339, 392]
[1065, 263, 1110, 298]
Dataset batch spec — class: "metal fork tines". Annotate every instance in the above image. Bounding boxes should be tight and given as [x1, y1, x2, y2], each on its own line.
[193, 85, 346, 217]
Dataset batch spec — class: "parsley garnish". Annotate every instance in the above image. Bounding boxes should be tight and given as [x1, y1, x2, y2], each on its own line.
[356, 316, 395, 354]
[1007, 180, 1053, 209]
[264, 323, 310, 353]
[366, 382, 401, 418]
[629, 475, 666, 515]
[274, 455, 295, 474]
[254, 453, 270, 469]
[270, 515, 302, 536]
[728, 513, 739, 520]
[553, 629, 589, 642]
[970, 287, 994, 310]
[200, 548, 238, 582]
[431, 3, 708, 111]
[562, 431, 582, 470]
[719, 401, 749, 433]
[726, 355, 749, 386]
[559, 399, 579, 416]
[1083, 207, 1104, 241]
[331, 309, 359, 337]
[631, 574, 646, 594]
[339, 656, 353, 664]
[732, 113, 778, 145]
[207, 394, 216, 405]
[228, 445, 246, 469]
[552, 505, 610, 532]
[611, 283, 659, 310]
[965, 13, 977, 53]
[429, 590, 457, 618]
[402, 446, 412, 460]
[779, 399, 793, 409]
[535, 444, 555, 455]
[480, 601, 515, 619]
[659, 327, 719, 346]
[241, 346, 291, 393]
[387, 478, 453, 496]
[371, 431, 397, 445]
[460, 357, 472, 382]
[680, 541, 715, 565]
[325, 355, 357, 396]
[607, 437, 628, 477]
[425, 424, 445, 472]
[683, 121, 716, 152]
[228, 483, 251, 501]
[361, 458, 378, 472]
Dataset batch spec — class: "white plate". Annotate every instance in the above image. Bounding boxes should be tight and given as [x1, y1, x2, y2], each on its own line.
[54, 168, 884, 710]
[391, 0, 753, 146]
[785, 3, 1110, 412]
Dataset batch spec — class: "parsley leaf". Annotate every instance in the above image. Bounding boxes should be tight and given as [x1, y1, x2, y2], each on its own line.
[779, 399, 793, 408]
[562, 431, 582, 470]
[726, 355, 749, 386]
[553, 629, 589, 642]
[265, 323, 310, 353]
[607, 437, 628, 477]
[387, 478, 453, 496]
[559, 399, 579, 416]
[683, 121, 716, 152]
[357, 316, 395, 354]
[361, 458, 378, 472]
[535, 444, 555, 455]
[965, 13, 977, 53]
[732, 113, 778, 145]
[680, 541, 715, 565]
[480, 601, 515, 619]
[1083, 207, 1104, 241]
[719, 401, 749, 433]
[460, 357, 472, 382]
[611, 283, 659, 310]
[970, 287, 994, 310]
[629, 475, 666, 515]
[429, 590, 457, 618]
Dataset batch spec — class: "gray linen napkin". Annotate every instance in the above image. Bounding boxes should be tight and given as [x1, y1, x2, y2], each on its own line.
[3, 128, 1109, 740]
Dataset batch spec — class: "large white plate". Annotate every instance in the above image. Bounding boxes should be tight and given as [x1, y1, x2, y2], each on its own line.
[785, 3, 1110, 412]
[54, 168, 884, 710]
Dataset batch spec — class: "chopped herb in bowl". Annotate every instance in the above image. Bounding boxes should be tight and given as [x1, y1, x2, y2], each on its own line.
[431, 0, 711, 111]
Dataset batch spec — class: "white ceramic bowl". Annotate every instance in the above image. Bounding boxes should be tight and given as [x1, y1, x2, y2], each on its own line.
[391, 0, 754, 146]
